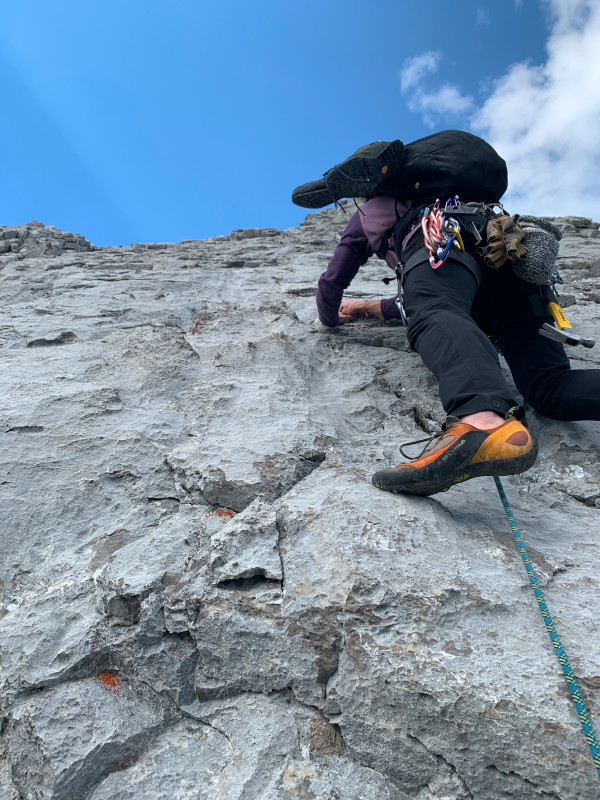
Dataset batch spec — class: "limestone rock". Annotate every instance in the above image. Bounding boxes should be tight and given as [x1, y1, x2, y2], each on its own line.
[7, 678, 165, 800]
[88, 720, 229, 800]
[1, 207, 599, 799]
[0, 222, 94, 258]
[208, 498, 282, 584]
[179, 693, 403, 800]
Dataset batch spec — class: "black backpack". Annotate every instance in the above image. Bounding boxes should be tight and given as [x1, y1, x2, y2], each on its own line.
[381, 130, 507, 205]
[291, 130, 507, 209]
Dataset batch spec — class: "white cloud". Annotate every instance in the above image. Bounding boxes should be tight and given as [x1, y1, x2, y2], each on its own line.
[472, 0, 600, 217]
[399, 51, 441, 92]
[399, 53, 473, 126]
[399, 1, 600, 217]
[546, 0, 593, 34]
[409, 85, 474, 128]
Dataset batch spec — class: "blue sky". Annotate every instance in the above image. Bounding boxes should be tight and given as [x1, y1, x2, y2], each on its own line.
[0, 1, 598, 246]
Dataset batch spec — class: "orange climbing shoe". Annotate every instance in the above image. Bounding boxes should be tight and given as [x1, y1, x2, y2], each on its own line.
[372, 416, 538, 497]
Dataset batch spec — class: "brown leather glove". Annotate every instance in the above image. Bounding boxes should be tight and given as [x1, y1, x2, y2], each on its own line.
[478, 215, 528, 268]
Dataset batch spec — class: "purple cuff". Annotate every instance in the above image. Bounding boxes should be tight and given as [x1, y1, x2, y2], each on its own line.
[380, 296, 402, 320]
[316, 211, 372, 326]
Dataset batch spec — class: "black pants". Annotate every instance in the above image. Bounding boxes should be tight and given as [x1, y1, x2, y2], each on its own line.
[402, 246, 600, 421]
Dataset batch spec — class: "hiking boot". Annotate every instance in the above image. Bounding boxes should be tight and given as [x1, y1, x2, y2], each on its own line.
[291, 178, 334, 209]
[291, 140, 405, 209]
[324, 140, 405, 203]
[371, 416, 538, 497]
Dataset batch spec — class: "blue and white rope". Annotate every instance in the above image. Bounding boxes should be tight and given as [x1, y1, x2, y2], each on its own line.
[494, 475, 600, 782]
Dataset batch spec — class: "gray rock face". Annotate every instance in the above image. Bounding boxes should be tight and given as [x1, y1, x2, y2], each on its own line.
[1, 212, 599, 799]
[0, 222, 93, 258]
[7, 678, 164, 799]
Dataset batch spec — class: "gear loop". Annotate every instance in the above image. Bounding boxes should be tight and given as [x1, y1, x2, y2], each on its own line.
[421, 197, 465, 269]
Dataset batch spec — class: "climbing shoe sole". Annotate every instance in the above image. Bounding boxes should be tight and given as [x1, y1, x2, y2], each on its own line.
[324, 140, 405, 201]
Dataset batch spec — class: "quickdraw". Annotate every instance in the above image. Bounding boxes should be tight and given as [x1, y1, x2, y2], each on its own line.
[421, 197, 465, 269]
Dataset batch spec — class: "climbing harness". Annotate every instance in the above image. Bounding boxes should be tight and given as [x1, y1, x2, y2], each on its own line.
[419, 197, 506, 269]
[494, 476, 600, 783]
[421, 198, 465, 269]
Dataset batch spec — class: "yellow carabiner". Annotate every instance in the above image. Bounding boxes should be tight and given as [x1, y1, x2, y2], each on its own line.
[449, 224, 464, 252]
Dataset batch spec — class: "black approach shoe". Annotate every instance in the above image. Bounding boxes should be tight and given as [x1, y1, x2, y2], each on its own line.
[291, 178, 334, 209]
[324, 140, 405, 203]
[291, 140, 406, 209]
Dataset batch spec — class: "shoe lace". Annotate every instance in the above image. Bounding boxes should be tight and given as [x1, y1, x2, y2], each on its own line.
[399, 427, 446, 460]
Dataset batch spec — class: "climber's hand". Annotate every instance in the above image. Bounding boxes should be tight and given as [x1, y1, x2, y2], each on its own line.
[338, 299, 364, 323]
[339, 299, 383, 323]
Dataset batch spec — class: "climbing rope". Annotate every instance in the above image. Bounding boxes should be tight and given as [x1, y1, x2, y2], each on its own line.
[494, 476, 600, 783]
[421, 198, 465, 269]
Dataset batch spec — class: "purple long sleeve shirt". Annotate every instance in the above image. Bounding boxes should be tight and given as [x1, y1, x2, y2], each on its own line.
[316, 209, 404, 327]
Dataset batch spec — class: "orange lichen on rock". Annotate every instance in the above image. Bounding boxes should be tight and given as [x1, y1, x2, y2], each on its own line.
[203, 508, 235, 522]
[113, 755, 139, 771]
[94, 670, 121, 694]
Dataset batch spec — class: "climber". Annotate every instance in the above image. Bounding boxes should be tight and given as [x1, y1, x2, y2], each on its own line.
[293, 134, 600, 497]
